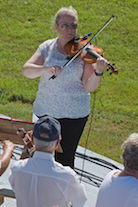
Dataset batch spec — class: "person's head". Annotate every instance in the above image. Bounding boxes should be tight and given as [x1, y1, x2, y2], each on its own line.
[33, 116, 61, 153]
[55, 6, 78, 42]
[121, 133, 138, 172]
[55, 6, 78, 25]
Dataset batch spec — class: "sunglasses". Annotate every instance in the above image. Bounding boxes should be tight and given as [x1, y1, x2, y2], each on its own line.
[59, 23, 78, 30]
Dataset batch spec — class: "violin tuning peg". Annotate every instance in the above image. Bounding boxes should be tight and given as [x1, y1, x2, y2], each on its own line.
[110, 72, 113, 75]
[107, 68, 109, 71]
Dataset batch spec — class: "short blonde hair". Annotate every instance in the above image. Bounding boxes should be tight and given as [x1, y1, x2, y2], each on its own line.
[55, 6, 78, 25]
[121, 133, 138, 172]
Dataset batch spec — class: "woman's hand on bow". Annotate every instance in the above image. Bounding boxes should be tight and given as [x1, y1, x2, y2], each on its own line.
[46, 66, 63, 76]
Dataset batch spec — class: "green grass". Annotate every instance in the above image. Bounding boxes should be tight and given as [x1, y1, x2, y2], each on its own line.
[0, 0, 138, 163]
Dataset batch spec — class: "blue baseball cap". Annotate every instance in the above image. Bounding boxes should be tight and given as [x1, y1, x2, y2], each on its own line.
[33, 116, 61, 141]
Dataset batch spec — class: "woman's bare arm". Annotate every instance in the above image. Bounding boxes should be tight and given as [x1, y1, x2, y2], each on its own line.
[22, 48, 62, 79]
[82, 57, 108, 92]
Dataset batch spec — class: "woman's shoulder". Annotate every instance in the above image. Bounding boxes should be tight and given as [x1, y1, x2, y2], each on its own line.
[39, 37, 57, 48]
[39, 37, 58, 55]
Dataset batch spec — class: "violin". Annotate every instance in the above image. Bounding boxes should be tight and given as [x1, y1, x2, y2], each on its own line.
[64, 34, 118, 75]
[49, 15, 117, 79]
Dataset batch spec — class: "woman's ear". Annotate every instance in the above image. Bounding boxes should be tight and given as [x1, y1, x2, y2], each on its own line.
[55, 24, 58, 31]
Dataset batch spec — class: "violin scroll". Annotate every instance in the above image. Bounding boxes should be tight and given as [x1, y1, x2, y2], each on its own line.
[107, 64, 118, 75]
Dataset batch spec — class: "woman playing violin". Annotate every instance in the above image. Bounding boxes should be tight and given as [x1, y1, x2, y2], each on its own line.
[22, 6, 108, 169]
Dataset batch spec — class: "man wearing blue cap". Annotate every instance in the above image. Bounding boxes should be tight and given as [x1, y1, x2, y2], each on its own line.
[9, 116, 87, 207]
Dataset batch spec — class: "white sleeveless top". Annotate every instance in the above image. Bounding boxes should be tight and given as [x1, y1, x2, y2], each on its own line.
[33, 38, 90, 119]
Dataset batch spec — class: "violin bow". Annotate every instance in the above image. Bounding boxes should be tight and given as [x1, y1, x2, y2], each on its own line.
[50, 15, 115, 80]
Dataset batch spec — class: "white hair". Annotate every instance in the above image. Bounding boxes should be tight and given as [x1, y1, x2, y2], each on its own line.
[33, 137, 58, 151]
[121, 133, 138, 172]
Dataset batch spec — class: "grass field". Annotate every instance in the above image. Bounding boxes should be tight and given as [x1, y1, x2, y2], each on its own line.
[0, 0, 138, 163]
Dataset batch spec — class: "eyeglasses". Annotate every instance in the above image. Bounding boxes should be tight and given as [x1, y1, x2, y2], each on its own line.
[59, 23, 78, 30]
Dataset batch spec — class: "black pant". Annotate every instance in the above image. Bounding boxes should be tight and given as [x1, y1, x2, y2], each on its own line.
[55, 116, 88, 169]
